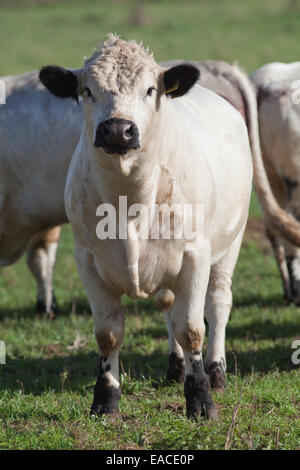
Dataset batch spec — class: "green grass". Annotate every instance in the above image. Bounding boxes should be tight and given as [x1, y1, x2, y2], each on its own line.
[0, 0, 300, 451]
[0, 225, 299, 450]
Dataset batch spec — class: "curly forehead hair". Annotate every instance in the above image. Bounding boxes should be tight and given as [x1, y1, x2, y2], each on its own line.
[83, 34, 159, 94]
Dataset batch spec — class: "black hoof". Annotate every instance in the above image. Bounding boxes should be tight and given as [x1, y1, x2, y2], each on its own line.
[286, 257, 300, 306]
[35, 292, 60, 317]
[50, 292, 60, 314]
[167, 352, 185, 383]
[91, 374, 121, 417]
[35, 298, 46, 314]
[283, 294, 292, 305]
[90, 402, 120, 417]
[200, 402, 218, 421]
[206, 361, 226, 392]
[186, 395, 218, 421]
[184, 368, 218, 421]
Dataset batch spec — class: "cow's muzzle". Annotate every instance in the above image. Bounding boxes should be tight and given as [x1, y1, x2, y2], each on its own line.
[94, 118, 140, 155]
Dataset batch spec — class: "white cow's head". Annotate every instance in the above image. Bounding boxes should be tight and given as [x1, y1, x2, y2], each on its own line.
[40, 35, 199, 157]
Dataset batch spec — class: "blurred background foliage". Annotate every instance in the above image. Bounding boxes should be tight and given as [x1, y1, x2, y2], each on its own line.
[1, 0, 300, 76]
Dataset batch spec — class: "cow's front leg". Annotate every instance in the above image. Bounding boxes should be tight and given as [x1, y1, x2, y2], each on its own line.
[155, 289, 185, 383]
[172, 246, 217, 420]
[165, 311, 185, 383]
[27, 226, 61, 317]
[91, 300, 124, 416]
[74, 245, 124, 416]
[265, 224, 292, 303]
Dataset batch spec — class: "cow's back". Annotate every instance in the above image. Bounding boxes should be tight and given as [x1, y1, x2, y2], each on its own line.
[162, 60, 246, 121]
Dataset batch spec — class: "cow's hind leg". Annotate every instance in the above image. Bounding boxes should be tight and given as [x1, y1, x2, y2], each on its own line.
[204, 229, 244, 391]
[265, 224, 292, 303]
[74, 244, 124, 416]
[261, 154, 293, 302]
[171, 245, 217, 420]
[155, 289, 185, 383]
[281, 184, 300, 306]
[26, 226, 61, 317]
[285, 245, 300, 306]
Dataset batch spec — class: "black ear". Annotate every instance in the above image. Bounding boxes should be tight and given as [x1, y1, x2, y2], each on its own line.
[163, 64, 200, 98]
[39, 66, 79, 101]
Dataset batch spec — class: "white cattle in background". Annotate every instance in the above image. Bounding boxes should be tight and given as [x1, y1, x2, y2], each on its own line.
[251, 62, 300, 305]
[0, 71, 82, 316]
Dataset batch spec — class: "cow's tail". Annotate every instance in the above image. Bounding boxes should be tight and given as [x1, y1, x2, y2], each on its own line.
[228, 65, 300, 246]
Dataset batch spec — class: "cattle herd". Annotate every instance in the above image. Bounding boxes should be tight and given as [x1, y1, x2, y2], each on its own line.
[1, 34, 300, 420]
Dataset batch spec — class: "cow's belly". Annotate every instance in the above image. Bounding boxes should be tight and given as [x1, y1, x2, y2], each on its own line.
[0, 194, 30, 263]
[91, 187, 249, 297]
[0, 231, 31, 265]
[0, 202, 65, 266]
[92, 237, 184, 298]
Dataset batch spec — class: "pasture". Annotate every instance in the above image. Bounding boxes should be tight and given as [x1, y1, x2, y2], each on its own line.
[0, 0, 299, 450]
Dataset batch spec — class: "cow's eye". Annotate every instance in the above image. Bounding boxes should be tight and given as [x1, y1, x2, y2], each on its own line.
[84, 87, 93, 98]
[146, 86, 156, 97]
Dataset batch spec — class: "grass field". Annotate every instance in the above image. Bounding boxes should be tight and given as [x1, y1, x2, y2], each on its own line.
[0, 0, 300, 450]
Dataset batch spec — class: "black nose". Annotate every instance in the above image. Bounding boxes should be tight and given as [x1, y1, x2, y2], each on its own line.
[94, 118, 140, 154]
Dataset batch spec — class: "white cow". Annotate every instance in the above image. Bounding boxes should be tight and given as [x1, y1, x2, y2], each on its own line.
[0, 61, 251, 320]
[0, 71, 82, 315]
[251, 62, 300, 305]
[2, 60, 300, 323]
[0, 61, 247, 322]
[40, 35, 300, 419]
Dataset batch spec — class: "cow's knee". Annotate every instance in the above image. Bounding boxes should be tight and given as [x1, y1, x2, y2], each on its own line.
[95, 309, 124, 356]
[174, 323, 204, 355]
[96, 328, 122, 357]
[155, 289, 175, 312]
